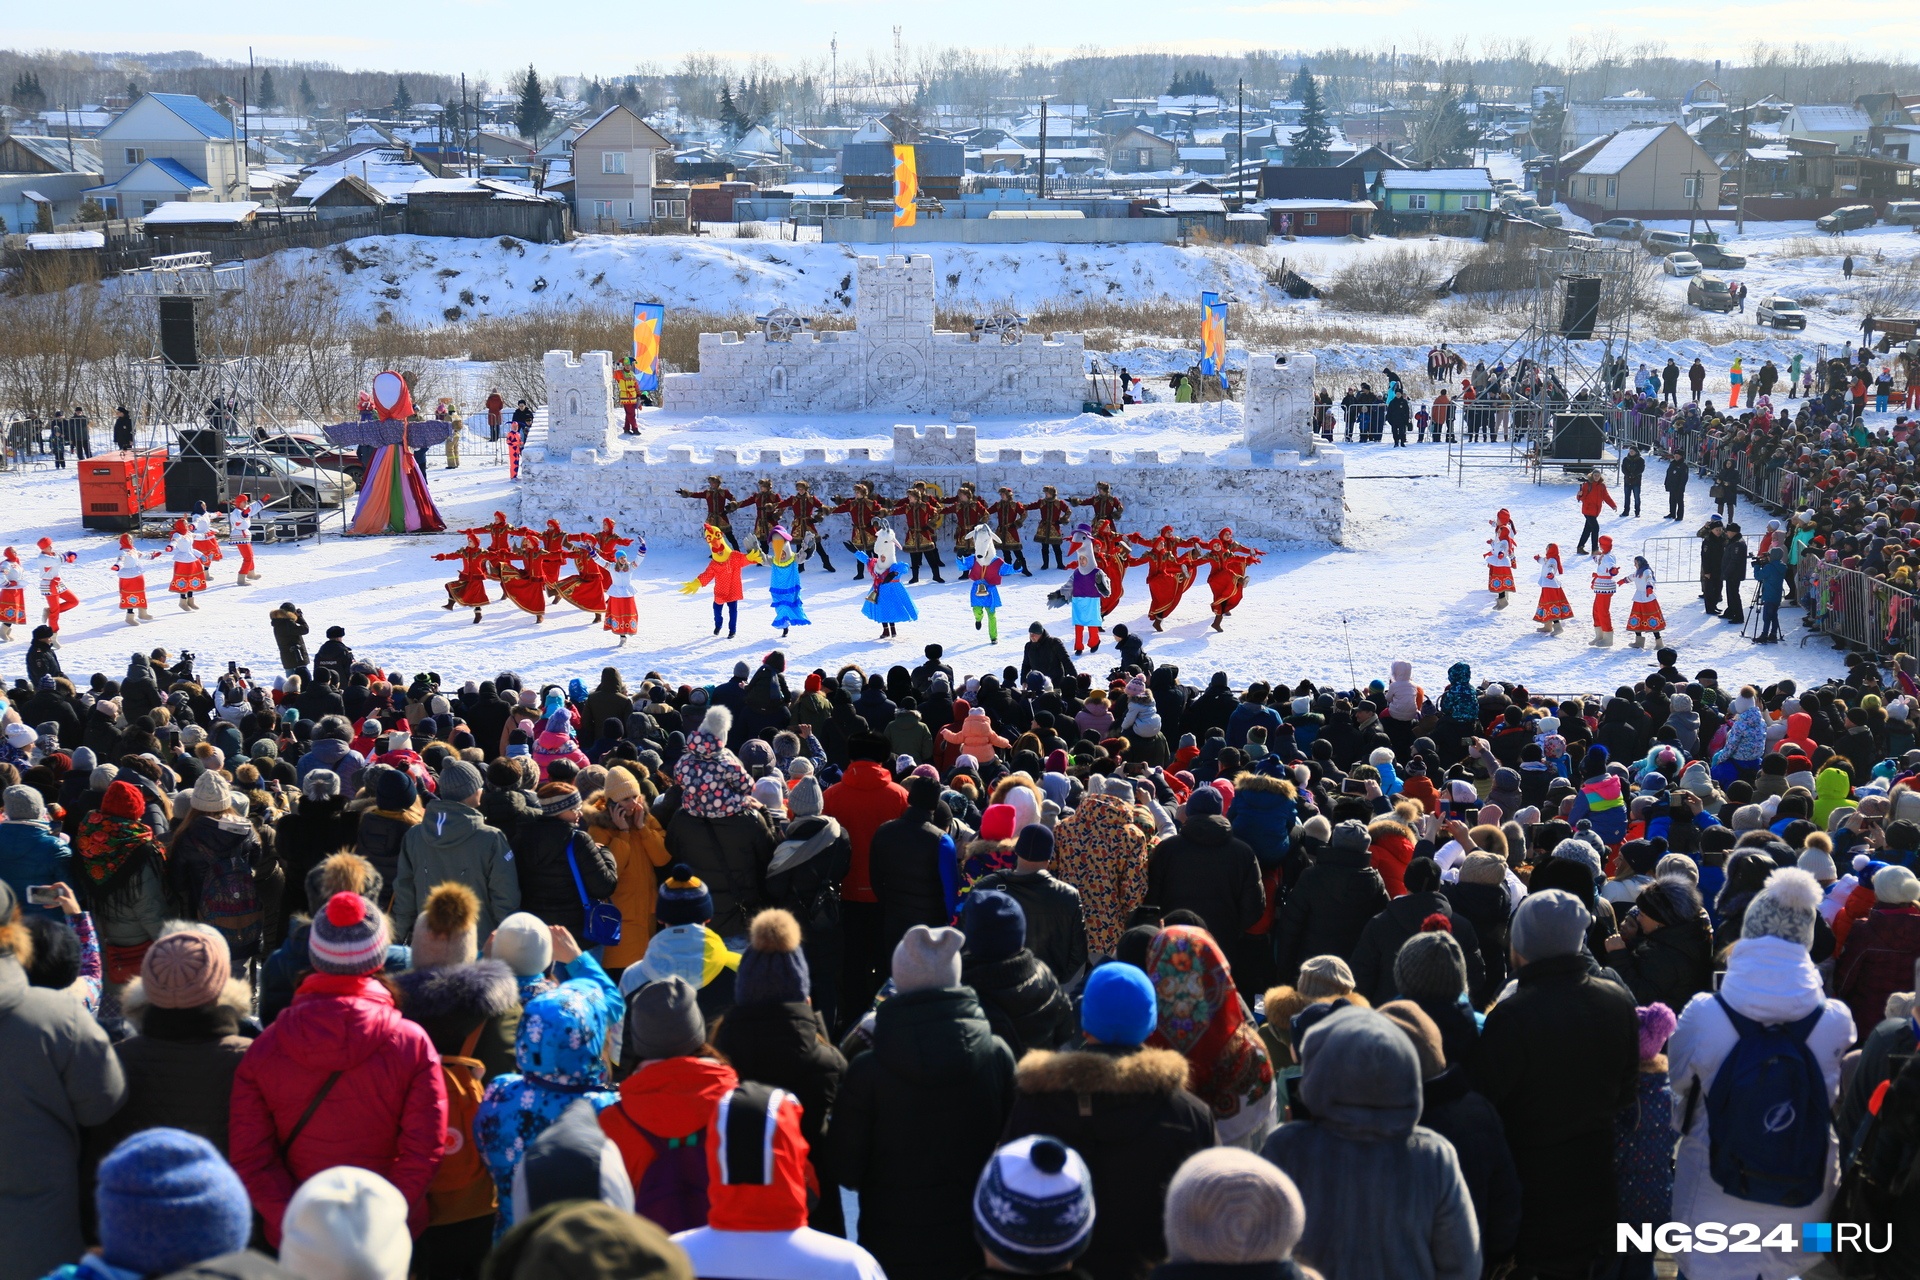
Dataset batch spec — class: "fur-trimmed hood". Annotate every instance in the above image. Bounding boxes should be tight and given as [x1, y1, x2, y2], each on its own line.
[121, 975, 252, 1028]
[1014, 1044, 1190, 1096]
[394, 958, 519, 1021]
[1230, 772, 1297, 797]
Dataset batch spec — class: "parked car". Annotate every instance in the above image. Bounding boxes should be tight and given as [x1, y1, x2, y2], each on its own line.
[1663, 252, 1703, 278]
[1525, 207, 1565, 228]
[241, 432, 367, 480]
[1499, 193, 1538, 213]
[1886, 201, 1920, 226]
[224, 452, 357, 509]
[1592, 218, 1645, 239]
[1644, 230, 1691, 255]
[1816, 205, 1877, 233]
[1687, 275, 1737, 312]
[1756, 297, 1808, 330]
[1689, 242, 1748, 269]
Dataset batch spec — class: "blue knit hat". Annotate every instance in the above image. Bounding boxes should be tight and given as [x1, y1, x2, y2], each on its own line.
[656, 864, 714, 926]
[1185, 784, 1223, 818]
[962, 890, 1027, 965]
[96, 1129, 251, 1275]
[1080, 963, 1157, 1046]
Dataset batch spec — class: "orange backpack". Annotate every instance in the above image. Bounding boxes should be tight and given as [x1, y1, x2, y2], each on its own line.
[428, 1023, 497, 1226]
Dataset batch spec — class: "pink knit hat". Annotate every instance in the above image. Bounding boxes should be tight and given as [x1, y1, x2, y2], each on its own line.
[1637, 1002, 1677, 1061]
[141, 929, 230, 1009]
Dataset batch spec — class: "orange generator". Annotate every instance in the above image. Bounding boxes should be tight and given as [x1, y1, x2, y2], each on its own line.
[78, 449, 167, 531]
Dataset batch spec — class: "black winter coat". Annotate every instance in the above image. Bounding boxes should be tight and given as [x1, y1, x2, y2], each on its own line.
[1021, 632, 1077, 691]
[1441, 880, 1511, 1005]
[479, 783, 541, 844]
[1002, 1044, 1217, 1280]
[269, 608, 310, 671]
[271, 796, 358, 940]
[509, 815, 619, 937]
[1604, 913, 1714, 1013]
[711, 998, 848, 1234]
[868, 806, 954, 952]
[25, 640, 62, 687]
[969, 867, 1089, 984]
[1470, 954, 1639, 1273]
[313, 638, 354, 689]
[832, 986, 1016, 1280]
[662, 809, 776, 939]
[1420, 1065, 1523, 1265]
[1272, 842, 1391, 981]
[1350, 890, 1486, 1005]
[1145, 815, 1265, 946]
[961, 948, 1078, 1057]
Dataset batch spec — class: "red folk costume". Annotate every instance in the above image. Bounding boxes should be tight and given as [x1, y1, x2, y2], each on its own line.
[1200, 529, 1262, 632]
[536, 520, 571, 591]
[494, 534, 551, 620]
[35, 537, 80, 633]
[0, 547, 28, 631]
[164, 521, 208, 604]
[829, 485, 886, 558]
[781, 484, 828, 543]
[1089, 522, 1132, 618]
[190, 511, 224, 564]
[1588, 536, 1621, 644]
[895, 488, 947, 553]
[110, 534, 153, 616]
[1625, 560, 1665, 642]
[432, 534, 493, 619]
[1533, 544, 1573, 630]
[461, 512, 532, 579]
[1129, 527, 1201, 629]
[552, 539, 610, 617]
[950, 488, 991, 558]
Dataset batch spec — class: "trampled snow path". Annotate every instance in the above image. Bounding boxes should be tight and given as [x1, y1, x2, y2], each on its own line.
[0, 418, 1859, 694]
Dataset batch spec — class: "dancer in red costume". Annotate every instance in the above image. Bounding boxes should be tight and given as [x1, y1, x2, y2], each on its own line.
[34, 537, 79, 641]
[536, 519, 571, 598]
[596, 545, 644, 645]
[492, 532, 551, 622]
[0, 547, 27, 641]
[1484, 510, 1518, 609]
[1624, 555, 1665, 649]
[1200, 528, 1263, 632]
[582, 518, 634, 596]
[680, 524, 763, 638]
[109, 535, 156, 626]
[1587, 535, 1621, 648]
[163, 520, 208, 611]
[189, 506, 224, 564]
[460, 512, 533, 579]
[229, 493, 265, 585]
[1088, 521, 1133, 618]
[1532, 543, 1572, 636]
[1127, 526, 1202, 630]
[552, 537, 610, 622]
[433, 532, 493, 624]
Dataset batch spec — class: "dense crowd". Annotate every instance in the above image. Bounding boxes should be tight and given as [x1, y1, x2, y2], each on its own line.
[5, 621, 1920, 1280]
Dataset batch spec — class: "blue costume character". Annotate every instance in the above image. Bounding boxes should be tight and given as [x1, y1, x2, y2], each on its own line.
[765, 525, 810, 636]
[857, 525, 918, 640]
[956, 522, 1006, 644]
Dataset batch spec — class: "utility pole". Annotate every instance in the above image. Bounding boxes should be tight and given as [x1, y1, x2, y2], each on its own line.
[1236, 76, 1245, 206]
[1687, 167, 1702, 244]
[831, 36, 839, 114]
[1038, 95, 1049, 201]
[1736, 99, 1748, 234]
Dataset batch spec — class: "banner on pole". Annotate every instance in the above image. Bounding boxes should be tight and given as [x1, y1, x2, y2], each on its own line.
[632, 303, 664, 392]
[1199, 291, 1227, 387]
[892, 144, 918, 228]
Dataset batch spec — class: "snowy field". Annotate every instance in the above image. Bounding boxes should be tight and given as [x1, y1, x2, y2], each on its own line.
[0, 415, 1869, 695]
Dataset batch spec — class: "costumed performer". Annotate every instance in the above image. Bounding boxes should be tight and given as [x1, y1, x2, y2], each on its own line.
[1090, 521, 1133, 618]
[1201, 528, 1262, 633]
[766, 525, 809, 638]
[991, 485, 1032, 577]
[109, 534, 156, 626]
[1533, 543, 1572, 636]
[956, 523, 1006, 644]
[34, 537, 79, 641]
[680, 523, 763, 639]
[856, 525, 917, 641]
[584, 518, 634, 596]
[229, 493, 265, 585]
[780, 479, 834, 573]
[829, 481, 885, 579]
[1066, 525, 1105, 654]
[896, 482, 948, 584]
[433, 532, 493, 624]
[596, 544, 645, 646]
[1033, 485, 1072, 571]
[493, 532, 551, 623]
[1625, 556, 1665, 649]
[1485, 509, 1517, 609]
[1588, 535, 1621, 647]
[163, 520, 208, 611]
[0, 547, 27, 641]
[552, 537, 610, 622]
[460, 512, 533, 579]
[189, 503, 224, 564]
[1129, 526, 1201, 631]
[950, 483, 991, 563]
[676, 476, 741, 549]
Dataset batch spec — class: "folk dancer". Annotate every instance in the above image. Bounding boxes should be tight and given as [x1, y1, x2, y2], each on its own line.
[1533, 544, 1573, 636]
[433, 532, 493, 624]
[493, 533, 551, 623]
[732, 478, 785, 554]
[1033, 485, 1073, 571]
[780, 479, 834, 573]
[991, 486, 1032, 576]
[1199, 529, 1262, 633]
[596, 544, 645, 645]
[895, 482, 949, 584]
[675, 476, 741, 549]
[956, 523, 1006, 643]
[829, 482, 887, 579]
[34, 537, 79, 640]
[1485, 515, 1517, 610]
[109, 534, 156, 626]
[680, 523, 763, 638]
[1624, 557, 1666, 649]
[163, 521, 208, 612]
[765, 525, 810, 638]
[1129, 526, 1202, 631]
[1588, 535, 1621, 647]
[0, 548, 28, 641]
[856, 526, 918, 642]
[229, 493, 265, 585]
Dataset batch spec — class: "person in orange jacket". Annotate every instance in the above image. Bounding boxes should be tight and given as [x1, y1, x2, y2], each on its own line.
[1575, 470, 1616, 555]
[681, 523, 763, 639]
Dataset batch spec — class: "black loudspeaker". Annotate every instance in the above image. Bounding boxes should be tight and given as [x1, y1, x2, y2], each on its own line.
[158, 297, 199, 370]
[1560, 276, 1602, 339]
[177, 427, 226, 460]
[1547, 413, 1606, 460]
[164, 457, 221, 511]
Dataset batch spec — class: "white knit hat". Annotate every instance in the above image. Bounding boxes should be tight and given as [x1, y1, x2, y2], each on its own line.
[279, 1167, 411, 1280]
[1742, 868, 1826, 947]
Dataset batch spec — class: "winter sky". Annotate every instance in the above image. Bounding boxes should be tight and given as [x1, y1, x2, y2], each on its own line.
[10, 0, 1915, 80]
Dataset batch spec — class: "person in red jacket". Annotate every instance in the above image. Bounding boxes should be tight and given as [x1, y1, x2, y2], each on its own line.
[823, 732, 909, 1031]
[1369, 816, 1416, 897]
[228, 892, 448, 1247]
[1575, 470, 1616, 556]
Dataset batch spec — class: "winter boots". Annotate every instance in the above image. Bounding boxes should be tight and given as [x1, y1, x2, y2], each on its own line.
[1589, 628, 1615, 647]
[1630, 633, 1646, 648]
[1494, 593, 1509, 610]
[472, 608, 483, 624]
[125, 609, 138, 627]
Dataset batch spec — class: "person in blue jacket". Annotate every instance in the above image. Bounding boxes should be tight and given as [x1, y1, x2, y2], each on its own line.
[1753, 546, 1791, 643]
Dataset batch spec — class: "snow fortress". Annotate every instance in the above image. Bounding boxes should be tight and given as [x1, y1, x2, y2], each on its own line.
[661, 255, 1088, 416]
[518, 256, 1344, 552]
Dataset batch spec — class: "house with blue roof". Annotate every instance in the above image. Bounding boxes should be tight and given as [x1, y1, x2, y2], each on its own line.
[84, 91, 243, 216]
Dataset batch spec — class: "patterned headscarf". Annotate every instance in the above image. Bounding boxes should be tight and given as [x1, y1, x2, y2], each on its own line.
[1145, 926, 1272, 1120]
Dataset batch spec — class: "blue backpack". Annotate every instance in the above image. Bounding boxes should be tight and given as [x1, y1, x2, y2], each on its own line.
[1698, 993, 1830, 1207]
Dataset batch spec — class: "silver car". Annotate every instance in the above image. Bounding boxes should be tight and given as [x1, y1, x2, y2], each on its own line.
[1592, 218, 1645, 239]
[224, 452, 357, 508]
[1663, 252, 1703, 278]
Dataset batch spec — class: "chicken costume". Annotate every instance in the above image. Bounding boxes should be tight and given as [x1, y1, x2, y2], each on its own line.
[681, 523, 763, 638]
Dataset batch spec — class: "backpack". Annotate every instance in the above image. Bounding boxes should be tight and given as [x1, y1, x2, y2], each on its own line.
[607, 1104, 711, 1233]
[199, 819, 262, 962]
[428, 1023, 497, 1226]
[1831, 1047, 1920, 1277]
[1694, 993, 1831, 1207]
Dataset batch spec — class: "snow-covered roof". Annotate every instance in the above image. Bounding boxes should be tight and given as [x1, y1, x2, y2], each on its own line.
[6, 134, 100, 172]
[25, 231, 104, 250]
[1250, 198, 1376, 211]
[1791, 105, 1871, 134]
[142, 200, 259, 225]
[1378, 167, 1492, 191]
[1577, 125, 1669, 175]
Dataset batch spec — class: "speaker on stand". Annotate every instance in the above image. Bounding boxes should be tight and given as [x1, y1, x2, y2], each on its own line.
[164, 426, 227, 512]
[158, 297, 200, 370]
[1559, 276, 1602, 340]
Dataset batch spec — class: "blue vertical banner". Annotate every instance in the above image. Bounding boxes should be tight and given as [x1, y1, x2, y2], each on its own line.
[1199, 291, 1228, 388]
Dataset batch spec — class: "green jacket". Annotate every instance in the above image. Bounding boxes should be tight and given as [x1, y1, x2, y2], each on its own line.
[885, 709, 934, 763]
[391, 800, 521, 941]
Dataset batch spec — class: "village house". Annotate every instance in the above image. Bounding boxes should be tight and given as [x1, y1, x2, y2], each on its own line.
[85, 92, 244, 216]
[569, 102, 672, 230]
[1558, 123, 1721, 213]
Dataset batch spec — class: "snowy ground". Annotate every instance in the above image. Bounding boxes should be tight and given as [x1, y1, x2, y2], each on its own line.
[2, 415, 1872, 695]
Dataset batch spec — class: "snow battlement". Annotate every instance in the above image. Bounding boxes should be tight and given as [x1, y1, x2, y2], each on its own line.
[542, 349, 618, 456]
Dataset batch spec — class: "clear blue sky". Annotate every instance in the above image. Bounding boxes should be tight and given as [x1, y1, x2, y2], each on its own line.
[10, 0, 1911, 81]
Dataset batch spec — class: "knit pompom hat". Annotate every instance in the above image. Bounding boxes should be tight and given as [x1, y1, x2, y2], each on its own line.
[972, 1135, 1096, 1274]
[655, 864, 714, 926]
[141, 927, 231, 1009]
[1636, 1002, 1678, 1062]
[411, 882, 480, 969]
[787, 775, 824, 818]
[189, 771, 231, 813]
[734, 908, 810, 1006]
[1163, 1148, 1305, 1265]
[309, 892, 390, 975]
[95, 1128, 252, 1276]
[1741, 867, 1827, 947]
[1393, 929, 1468, 1003]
